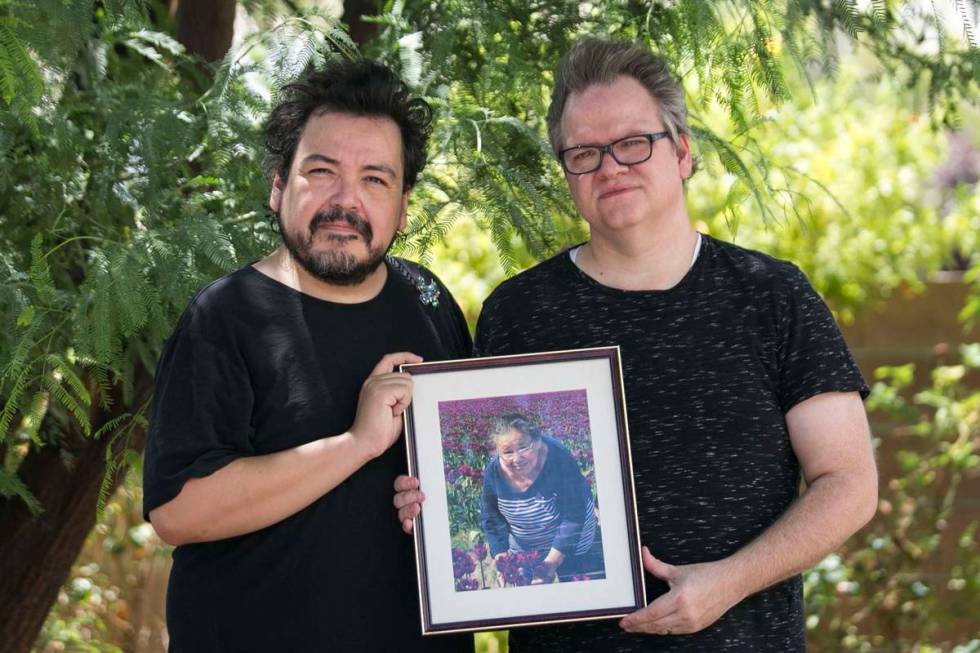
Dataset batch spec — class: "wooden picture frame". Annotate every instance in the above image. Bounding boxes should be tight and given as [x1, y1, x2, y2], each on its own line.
[402, 346, 645, 635]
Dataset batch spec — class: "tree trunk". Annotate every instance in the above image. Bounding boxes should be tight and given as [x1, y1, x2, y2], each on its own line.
[343, 0, 383, 46]
[176, 0, 237, 63]
[0, 366, 154, 653]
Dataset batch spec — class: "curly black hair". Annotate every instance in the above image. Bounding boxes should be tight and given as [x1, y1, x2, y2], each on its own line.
[263, 58, 432, 190]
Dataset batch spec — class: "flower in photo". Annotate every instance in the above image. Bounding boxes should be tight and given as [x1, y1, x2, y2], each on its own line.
[452, 547, 476, 578]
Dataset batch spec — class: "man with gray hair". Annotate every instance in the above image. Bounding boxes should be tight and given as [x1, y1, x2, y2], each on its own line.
[396, 38, 877, 650]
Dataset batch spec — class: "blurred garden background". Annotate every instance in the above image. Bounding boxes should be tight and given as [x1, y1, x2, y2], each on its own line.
[0, 0, 977, 651]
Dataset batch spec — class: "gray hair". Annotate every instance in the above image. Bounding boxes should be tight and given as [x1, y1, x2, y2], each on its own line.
[488, 413, 542, 441]
[547, 38, 691, 156]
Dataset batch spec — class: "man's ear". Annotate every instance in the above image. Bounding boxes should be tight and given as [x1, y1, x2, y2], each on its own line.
[398, 190, 410, 231]
[269, 174, 285, 214]
[675, 133, 693, 180]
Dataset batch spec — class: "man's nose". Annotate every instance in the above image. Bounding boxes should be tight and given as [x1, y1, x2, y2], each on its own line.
[327, 176, 360, 212]
[595, 149, 628, 178]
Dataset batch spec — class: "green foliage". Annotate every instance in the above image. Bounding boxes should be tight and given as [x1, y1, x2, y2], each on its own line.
[804, 345, 980, 650]
[0, 3, 333, 514]
[688, 63, 978, 323]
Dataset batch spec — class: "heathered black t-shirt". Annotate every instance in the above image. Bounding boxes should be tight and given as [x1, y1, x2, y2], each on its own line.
[475, 234, 868, 652]
[143, 260, 472, 653]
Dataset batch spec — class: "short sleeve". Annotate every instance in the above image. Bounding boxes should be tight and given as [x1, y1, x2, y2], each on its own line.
[776, 265, 869, 413]
[142, 306, 255, 519]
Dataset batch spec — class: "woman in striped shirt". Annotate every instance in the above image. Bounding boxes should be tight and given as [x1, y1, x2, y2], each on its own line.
[480, 413, 605, 585]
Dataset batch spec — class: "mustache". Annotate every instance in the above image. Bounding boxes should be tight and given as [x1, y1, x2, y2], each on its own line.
[309, 208, 372, 241]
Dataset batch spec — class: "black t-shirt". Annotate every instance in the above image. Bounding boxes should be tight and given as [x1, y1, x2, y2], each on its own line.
[475, 235, 868, 652]
[143, 260, 473, 653]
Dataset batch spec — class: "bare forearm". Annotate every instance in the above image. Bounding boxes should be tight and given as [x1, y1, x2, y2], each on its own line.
[150, 432, 374, 544]
[723, 468, 877, 601]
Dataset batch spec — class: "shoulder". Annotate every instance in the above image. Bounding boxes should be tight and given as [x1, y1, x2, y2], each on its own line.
[702, 235, 808, 292]
[700, 236, 821, 317]
[480, 250, 573, 320]
[543, 435, 575, 462]
[170, 265, 284, 345]
[386, 256, 473, 357]
[482, 456, 503, 485]
[386, 256, 446, 285]
[386, 256, 461, 305]
[187, 266, 263, 309]
[177, 266, 261, 326]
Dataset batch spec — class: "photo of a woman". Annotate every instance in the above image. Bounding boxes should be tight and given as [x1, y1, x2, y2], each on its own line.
[438, 389, 605, 591]
[481, 413, 606, 585]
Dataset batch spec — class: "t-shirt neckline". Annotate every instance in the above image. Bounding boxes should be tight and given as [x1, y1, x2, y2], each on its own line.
[243, 259, 396, 308]
[563, 232, 708, 297]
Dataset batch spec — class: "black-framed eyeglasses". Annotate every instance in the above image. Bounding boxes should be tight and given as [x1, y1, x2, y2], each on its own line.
[558, 131, 671, 175]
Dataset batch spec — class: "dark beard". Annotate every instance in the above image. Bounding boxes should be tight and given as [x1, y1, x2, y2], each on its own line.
[277, 208, 393, 286]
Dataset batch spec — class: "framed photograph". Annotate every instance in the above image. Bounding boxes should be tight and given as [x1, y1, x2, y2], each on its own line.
[402, 346, 645, 635]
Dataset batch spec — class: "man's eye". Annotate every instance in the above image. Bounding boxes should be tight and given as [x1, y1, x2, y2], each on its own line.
[619, 138, 646, 148]
[366, 176, 389, 186]
[572, 149, 597, 162]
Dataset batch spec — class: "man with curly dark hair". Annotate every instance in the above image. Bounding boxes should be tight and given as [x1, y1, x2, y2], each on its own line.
[143, 58, 472, 652]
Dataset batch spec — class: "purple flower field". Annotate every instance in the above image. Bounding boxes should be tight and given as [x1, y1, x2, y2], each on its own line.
[438, 390, 597, 591]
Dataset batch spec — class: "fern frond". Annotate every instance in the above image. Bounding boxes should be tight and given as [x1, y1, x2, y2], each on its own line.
[128, 29, 185, 57]
[954, 0, 977, 49]
[869, 0, 890, 32]
[86, 364, 113, 410]
[96, 425, 131, 517]
[89, 254, 119, 366]
[832, 0, 863, 38]
[0, 27, 19, 105]
[20, 389, 49, 445]
[29, 234, 55, 304]
[91, 410, 133, 441]
[0, 467, 43, 516]
[41, 374, 91, 437]
[45, 353, 91, 407]
[396, 31, 425, 89]
[0, 318, 40, 441]
[693, 125, 772, 224]
[0, 19, 43, 107]
[95, 402, 148, 518]
[0, 365, 31, 443]
[96, 451, 118, 519]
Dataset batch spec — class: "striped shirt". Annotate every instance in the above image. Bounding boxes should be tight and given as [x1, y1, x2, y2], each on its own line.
[481, 436, 598, 556]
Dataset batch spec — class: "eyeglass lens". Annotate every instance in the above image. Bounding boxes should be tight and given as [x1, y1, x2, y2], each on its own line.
[561, 133, 666, 174]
